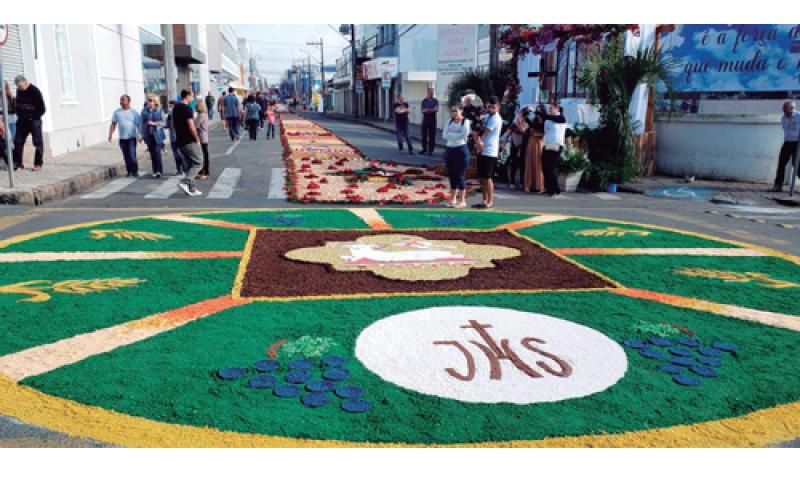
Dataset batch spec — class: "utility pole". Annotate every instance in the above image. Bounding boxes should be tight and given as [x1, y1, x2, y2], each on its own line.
[350, 24, 358, 118]
[307, 38, 325, 112]
[161, 24, 178, 102]
[489, 24, 499, 73]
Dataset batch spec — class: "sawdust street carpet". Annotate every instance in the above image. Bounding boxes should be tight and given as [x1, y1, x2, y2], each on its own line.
[1, 208, 800, 447]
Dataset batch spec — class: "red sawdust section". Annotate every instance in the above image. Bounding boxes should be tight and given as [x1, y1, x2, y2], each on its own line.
[0, 295, 251, 381]
[239, 229, 614, 299]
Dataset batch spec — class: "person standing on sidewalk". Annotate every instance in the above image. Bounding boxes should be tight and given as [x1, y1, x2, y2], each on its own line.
[770, 101, 800, 192]
[257, 91, 268, 129]
[472, 96, 502, 209]
[216, 93, 226, 129]
[0, 111, 8, 167]
[420, 87, 439, 156]
[393, 94, 414, 155]
[140, 95, 165, 178]
[224, 87, 241, 141]
[12, 76, 46, 171]
[244, 95, 261, 141]
[195, 100, 210, 179]
[266, 103, 276, 139]
[541, 103, 567, 197]
[205, 91, 215, 121]
[443, 105, 471, 208]
[173, 89, 203, 196]
[108, 94, 142, 177]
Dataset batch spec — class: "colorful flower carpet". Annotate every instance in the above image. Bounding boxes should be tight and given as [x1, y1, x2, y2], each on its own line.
[1, 208, 800, 447]
[281, 115, 455, 204]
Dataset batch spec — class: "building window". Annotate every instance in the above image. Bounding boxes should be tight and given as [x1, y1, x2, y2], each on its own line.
[54, 24, 77, 103]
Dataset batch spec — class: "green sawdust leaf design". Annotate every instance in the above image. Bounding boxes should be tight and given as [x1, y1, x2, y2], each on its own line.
[280, 336, 338, 358]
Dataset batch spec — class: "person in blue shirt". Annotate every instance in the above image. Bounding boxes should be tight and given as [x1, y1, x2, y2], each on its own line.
[223, 87, 242, 141]
[420, 87, 439, 155]
[244, 95, 261, 141]
[771, 101, 800, 192]
[108, 94, 142, 177]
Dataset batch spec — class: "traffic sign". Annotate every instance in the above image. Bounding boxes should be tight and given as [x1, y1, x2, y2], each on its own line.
[0, 25, 8, 46]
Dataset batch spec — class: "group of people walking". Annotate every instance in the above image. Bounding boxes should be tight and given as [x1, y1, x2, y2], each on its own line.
[217, 88, 276, 142]
[108, 89, 212, 196]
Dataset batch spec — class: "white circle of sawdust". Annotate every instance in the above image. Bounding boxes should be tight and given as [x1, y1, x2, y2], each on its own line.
[355, 307, 628, 404]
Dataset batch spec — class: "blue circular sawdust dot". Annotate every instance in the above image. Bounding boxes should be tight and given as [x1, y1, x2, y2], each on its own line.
[322, 355, 348, 368]
[285, 370, 312, 384]
[639, 348, 665, 360]
[248, 375, 278, 389]
[690, 364, 719, 378]
[669, 356, 695, 367]
[323, 368, 351, 381]
[679, 337, 701, 348]
[341, 398, 373, 413]
[673, 373, 703, 387]
[668, 347, 695, 357]
[698, 346, 724, 357]
[698, 356, 722, 367]
[253, 359, 280, 373]
[623, 339, 648, 349]
[334, 385, 364, 399]
[301, 392, 331, 408]
[658, 364, 685, 374]
[648, 337, 674, 347]
[288, 358, 315, 370]
[712, 341, 739, 353]
[274, 384, 300, 398]
[306, 380, 336, 393]
[216, 367, 247, 380]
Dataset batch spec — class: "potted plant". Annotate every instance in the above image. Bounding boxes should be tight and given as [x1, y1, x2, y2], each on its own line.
[558, 146, 590, 192]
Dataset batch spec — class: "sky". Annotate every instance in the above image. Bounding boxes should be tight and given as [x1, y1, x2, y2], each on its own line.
[233, 25, 352, 84]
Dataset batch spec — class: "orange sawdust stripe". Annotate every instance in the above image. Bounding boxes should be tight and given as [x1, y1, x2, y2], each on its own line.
[267, 339, 287, 359]
[494, 214, 568, 231]
[554, 248, 767, 256]
[613, 288, 800, 333]
[154, 214, 256, 231]
[0, 295, 250, 382]
[0, 251, 242, 262]
[348, 208, 392, 230]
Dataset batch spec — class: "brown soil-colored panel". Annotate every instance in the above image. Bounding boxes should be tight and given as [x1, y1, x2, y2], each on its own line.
[239, 230, 614, 299]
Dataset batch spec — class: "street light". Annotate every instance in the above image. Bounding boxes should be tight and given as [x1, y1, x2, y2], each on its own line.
[307, 38, 326, 113]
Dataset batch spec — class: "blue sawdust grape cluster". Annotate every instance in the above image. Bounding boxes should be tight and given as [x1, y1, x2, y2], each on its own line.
[623, 337, 738, 387]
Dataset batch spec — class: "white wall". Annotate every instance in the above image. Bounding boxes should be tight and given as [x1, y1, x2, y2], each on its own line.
[655, 115, 784, 182]
[398, 24, 438, 74]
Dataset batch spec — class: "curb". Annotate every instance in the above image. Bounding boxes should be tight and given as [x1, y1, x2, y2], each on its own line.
[0, 162, 126, 206]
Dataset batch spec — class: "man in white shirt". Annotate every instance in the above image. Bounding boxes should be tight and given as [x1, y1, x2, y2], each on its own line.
[108, 94, 142, 177]
[472, 96, 502, 209]
[542, 103, 567, 196]
[770, 101, 800, 192]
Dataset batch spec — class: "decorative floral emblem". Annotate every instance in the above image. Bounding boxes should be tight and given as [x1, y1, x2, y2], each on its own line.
[674, 268, 800, 289]
[285, 234, 520, 281]
[573, 226, 651, 237]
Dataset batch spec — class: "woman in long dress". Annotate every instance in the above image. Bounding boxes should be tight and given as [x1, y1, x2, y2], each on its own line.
[523, 105, 546, 193]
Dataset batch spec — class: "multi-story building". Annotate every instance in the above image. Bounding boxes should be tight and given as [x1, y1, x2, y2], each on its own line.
[206, 24, 240, 96]
[2, 24, 145, 159]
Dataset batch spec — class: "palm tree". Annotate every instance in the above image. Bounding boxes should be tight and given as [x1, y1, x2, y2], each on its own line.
[447, 65, 514, 108]
[578, 37, 676, 187]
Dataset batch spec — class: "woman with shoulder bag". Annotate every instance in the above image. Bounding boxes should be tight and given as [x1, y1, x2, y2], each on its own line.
[141, 94, 165, 178]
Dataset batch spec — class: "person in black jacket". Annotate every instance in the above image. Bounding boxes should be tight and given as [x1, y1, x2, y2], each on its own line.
[12, 76, 46, 171]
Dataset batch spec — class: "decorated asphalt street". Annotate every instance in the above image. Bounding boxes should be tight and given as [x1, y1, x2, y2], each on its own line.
[1, 114, 800, 447]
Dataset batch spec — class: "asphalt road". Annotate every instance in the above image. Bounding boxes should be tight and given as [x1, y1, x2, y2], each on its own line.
[1, 113, 799, 447]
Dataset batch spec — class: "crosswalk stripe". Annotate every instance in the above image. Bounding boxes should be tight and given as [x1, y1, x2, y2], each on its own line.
[267, 167, 286, 199]
[80, 177, 138, 199]
[144, 176, 183, 199]
[207, 168, 242, 199]
[594, 193, 621, 200]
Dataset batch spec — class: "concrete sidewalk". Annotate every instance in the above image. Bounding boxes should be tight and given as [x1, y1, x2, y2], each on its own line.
[1, 120, 221, 206]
